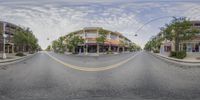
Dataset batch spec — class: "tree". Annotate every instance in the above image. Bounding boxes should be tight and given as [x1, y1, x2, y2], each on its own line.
[51, 36, 67, 53]
[14, 27, 39, 53]
[14, 28, 28, 52]
[25, 28, 38, 52]
[96, 29, 107, 54]
[129, 43, 141, 52]
[46, 45, 51, 51]
[162, 17, 200, 52]
[65, 34, 84, 53]
[144, 38, 161, 52]
[58, 36, 66, 53]
[52, 40, 59, 52]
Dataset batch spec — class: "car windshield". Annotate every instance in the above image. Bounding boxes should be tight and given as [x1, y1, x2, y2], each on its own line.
[0, 0, 200, 100]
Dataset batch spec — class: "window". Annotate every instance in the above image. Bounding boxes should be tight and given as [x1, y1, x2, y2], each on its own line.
[86, 33, 96, 38]
[194, 23, 200, 26]
[77, 33, 84, 38]
[110, 34, 118, 40]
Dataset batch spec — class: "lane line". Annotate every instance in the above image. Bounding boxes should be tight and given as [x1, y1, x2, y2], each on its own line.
[45, 51, 140, 72]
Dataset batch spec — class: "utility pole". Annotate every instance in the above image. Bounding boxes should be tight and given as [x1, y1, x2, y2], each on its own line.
[2, 22, 7, 59]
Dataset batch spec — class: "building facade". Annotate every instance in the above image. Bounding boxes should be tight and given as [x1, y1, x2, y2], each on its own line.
[66, 27, 132, 54]
[160, 21, 200, 55]
[0, 21, 18, 53]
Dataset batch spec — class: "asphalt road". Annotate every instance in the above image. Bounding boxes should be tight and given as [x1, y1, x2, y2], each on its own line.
[0, 51, 200, 100]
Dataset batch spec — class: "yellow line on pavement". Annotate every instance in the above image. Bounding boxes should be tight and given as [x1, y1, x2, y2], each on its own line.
[45, 52, 139, 72]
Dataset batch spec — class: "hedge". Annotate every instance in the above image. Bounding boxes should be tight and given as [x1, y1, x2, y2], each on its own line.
[15, 53, 26, 57]
[153, 49, 160, 53]
[169, 51, 186, 59]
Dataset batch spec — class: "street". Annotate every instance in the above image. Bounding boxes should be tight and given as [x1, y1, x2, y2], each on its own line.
[0, 51, 200, 100]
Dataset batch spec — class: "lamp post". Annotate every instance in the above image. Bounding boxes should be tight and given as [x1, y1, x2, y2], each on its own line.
[2, 22, 7, 59]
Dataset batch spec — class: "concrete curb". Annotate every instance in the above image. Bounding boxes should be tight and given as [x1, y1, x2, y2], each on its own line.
[156, 53, 200, 63]
[148, 52, 200, 66]
[0, 53, 37, 66]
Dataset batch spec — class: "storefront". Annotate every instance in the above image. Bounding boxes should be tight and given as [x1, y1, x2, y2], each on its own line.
[181, 42, 200, 52]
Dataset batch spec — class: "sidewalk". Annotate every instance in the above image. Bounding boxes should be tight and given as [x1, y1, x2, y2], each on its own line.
[155, 53, 200, 63]
[0, 52, 32, 60]
[184, 53, 200, 61]
[0, 52, 36, 65]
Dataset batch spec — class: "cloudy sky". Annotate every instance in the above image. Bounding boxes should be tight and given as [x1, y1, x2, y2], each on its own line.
[0, 0, 200, 49]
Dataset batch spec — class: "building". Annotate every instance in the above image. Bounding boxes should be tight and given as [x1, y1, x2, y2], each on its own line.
[66, 27, 132, 54]
[0, 21, 33, 54]
[0, 21, 18, 53]
[160, 20, 200, 55]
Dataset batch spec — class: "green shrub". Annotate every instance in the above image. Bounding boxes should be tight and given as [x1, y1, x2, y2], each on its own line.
[170, 51, 186, 59]
[170, 51, 176, 57]
[129, 49, 135, 52]
[153, 49, 159, 53]
[106, 50, 113, 54]
[59, 50, 65, 54]
[15, 53, 26, 57]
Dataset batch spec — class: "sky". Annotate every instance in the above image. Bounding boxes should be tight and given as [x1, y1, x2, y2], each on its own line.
[1, 0, 200, 49]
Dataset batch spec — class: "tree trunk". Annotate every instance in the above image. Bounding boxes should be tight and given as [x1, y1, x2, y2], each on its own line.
[102, 43, 104, 54]
[23, 45, 25, 52]
[175, 38, 180, 52]
[97, 43, 99, 55]
[72, 46, 75, 53]
[28, 45, 30, 53]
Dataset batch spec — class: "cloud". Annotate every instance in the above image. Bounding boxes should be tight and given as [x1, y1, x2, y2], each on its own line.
[0, 0, 200, 49]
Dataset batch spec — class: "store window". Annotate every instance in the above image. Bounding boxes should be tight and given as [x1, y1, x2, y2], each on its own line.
[186, 43, 192, 52]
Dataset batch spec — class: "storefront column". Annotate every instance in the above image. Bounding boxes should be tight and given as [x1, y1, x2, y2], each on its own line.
[117, 46, 120, 53]
[7, 45, 9, 53]
[12, 45, 14, 53]
[79, 47, 81, 54]
[179, 44, 182, 51]
[123, 47, 125, 53]
[85, 45, 88, 55]
[109, 44, 111, 51]
[160, 45, 164, 54]
[171, 41, 175, 51]
[199, 44, 200, 52]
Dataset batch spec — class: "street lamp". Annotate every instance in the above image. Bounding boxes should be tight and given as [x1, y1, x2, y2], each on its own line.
[134, 34, 138, 37]
[2, 22, 7, 59]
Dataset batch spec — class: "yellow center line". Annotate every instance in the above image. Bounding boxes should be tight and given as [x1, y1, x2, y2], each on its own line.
[45, 51, 140, 72]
